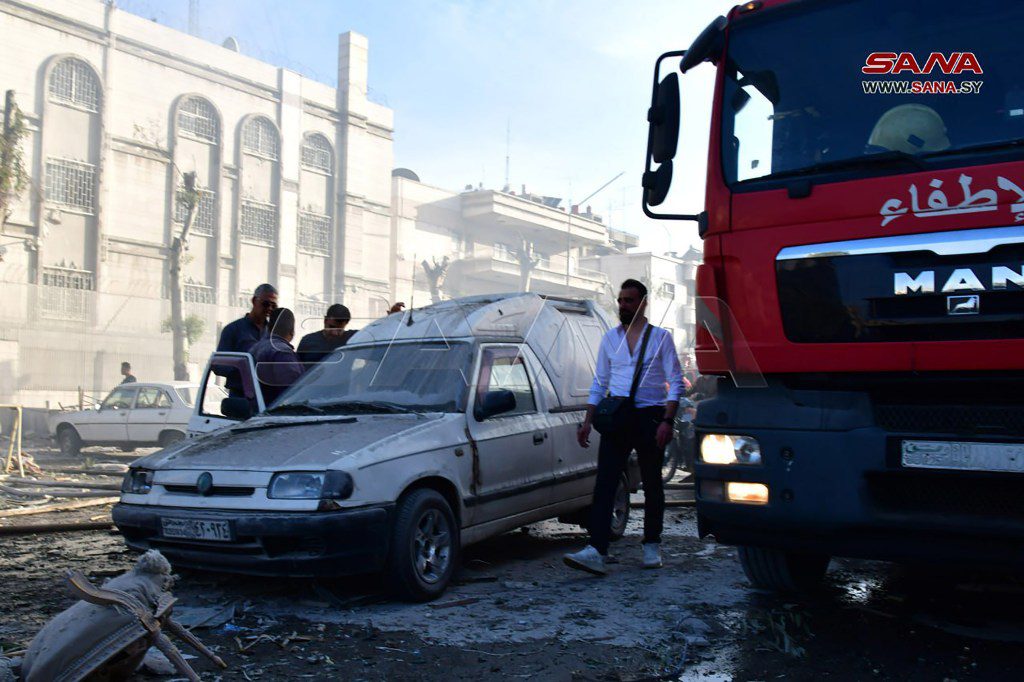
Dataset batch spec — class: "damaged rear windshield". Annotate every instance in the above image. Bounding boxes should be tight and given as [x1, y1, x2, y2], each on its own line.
[273, 341, 472, 413]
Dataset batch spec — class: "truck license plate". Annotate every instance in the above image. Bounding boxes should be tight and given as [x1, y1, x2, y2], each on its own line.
[901, 440, 1024, 474]
[161, 517, 233, 542]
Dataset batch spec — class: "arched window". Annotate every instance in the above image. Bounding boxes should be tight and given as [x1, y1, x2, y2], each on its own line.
[242, 116, 279, 160]
[178, 97, 219, 143]
[300, 133, 333, 173]
[48, 57, 100, 112]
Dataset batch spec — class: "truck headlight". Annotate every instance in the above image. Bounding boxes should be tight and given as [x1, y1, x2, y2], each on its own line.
[268, 471, 353, 500]
[122, 468, 153, 494]
[700, 434, 762, 465]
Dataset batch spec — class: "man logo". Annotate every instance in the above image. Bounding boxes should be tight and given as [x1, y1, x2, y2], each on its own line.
[196, 471, 214, 496]
[947, 295, 980, 315]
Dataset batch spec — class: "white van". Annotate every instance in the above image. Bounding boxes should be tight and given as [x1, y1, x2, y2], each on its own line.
[114, 294, 638, 600]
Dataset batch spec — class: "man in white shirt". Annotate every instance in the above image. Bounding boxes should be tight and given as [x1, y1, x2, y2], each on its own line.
[564, 279, 684, 575]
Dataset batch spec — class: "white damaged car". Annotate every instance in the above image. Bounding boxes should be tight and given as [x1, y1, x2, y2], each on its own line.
[114, 294, 639, 600]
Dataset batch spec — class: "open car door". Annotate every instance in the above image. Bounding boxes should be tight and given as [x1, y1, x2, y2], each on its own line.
[186, 352, 266, 438]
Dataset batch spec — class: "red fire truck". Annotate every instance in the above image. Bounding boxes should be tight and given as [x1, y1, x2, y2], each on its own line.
[643, 0, 1024, 590]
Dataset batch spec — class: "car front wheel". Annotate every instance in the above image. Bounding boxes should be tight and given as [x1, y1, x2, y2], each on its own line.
[58, 426, 82, 456]
[386, 489, 459, 602]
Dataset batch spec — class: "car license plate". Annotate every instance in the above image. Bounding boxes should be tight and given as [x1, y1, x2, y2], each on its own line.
[160, 517, 233, 542]
[901, 440, 1024, 474]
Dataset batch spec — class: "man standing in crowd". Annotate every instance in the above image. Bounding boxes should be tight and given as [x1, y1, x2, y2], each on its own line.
[297, 303, 356, 367]
[217, 283, 278, 354]
[216, 283, 278, 396]
[250, 308, 304, 405]
[120, 362, 137, 384]
[564, 278, 684, 576]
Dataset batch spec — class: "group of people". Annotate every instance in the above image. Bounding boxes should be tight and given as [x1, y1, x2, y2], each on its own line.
[215, 283, 403, 404]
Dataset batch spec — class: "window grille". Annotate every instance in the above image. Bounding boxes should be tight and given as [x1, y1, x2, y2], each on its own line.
[45, 158, 96, 213]
[660, 282, 677, 298]
[240, 199, 277, 245]
[301, 134, 332, 172]
[184, 283, 215, 305]
[48, 58, 99, 112]
[178, 97, 218, 143]
[298, 211, 331, 254]
[40, 266, 93, 320]
[242, 117, 279, 160]
[175, 188, 216, 236]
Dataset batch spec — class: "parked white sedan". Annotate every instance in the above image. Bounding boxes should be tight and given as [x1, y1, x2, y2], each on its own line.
[51, 382, 210, 455]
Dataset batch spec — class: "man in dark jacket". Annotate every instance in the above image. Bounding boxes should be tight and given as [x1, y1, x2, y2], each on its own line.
[216, 283, 277, 396]
[250, 308, 304, 405]
[296, 303, 356, 367]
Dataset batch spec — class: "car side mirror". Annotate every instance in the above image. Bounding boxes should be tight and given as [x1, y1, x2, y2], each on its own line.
[221, 397, 253, 421]
[474, 389, 516, 421]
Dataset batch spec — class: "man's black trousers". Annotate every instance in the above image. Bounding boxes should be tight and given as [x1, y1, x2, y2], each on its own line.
[588, 405, 665, 555]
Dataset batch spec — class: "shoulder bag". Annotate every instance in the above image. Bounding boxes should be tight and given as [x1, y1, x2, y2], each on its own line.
[592, 324, 653, 436]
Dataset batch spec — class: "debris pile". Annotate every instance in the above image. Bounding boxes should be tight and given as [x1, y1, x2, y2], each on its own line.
[20, 550, 227, 681]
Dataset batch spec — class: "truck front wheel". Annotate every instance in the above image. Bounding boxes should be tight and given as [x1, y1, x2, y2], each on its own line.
[386, 489, 459, 602]
[738, 546, 830, 592]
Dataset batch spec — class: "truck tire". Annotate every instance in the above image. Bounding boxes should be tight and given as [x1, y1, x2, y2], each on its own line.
[386, 489, 459, 602]
[738, 546, 830, 592]
[57, 426, 82, 456]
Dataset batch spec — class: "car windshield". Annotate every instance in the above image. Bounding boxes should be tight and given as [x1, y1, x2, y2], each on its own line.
[272, 341, 471, 414]
[722, 0, 1024, 186]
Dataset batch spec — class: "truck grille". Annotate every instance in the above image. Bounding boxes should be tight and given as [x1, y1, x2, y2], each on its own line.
[868, 473, 1024, 519]
[875, 405, 1024, 436]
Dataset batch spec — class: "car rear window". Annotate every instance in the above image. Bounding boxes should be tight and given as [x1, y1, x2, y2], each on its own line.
[175, 387, 196, 406]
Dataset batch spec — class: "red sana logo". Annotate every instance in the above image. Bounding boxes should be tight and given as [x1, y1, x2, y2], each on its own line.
[862, 52, 983, 75]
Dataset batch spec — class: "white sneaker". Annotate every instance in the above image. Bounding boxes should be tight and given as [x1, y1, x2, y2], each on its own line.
[563, 545, 607, 576]
[642, 543, 663, 569]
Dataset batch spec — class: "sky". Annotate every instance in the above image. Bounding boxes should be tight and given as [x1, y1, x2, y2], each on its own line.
[116, 0, 737, 253]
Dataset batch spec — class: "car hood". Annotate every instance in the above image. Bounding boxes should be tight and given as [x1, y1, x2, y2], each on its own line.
[132, 413, 462, 471]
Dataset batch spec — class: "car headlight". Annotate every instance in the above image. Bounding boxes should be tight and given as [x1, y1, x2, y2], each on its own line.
[700, 434, 762, 465]
[267, 471, 353, 500]
[122, 468, 153, 494]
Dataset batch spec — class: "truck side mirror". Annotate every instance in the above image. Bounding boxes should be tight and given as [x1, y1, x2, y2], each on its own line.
[474, 389, 517, 421]
[221, 397, 253, 421]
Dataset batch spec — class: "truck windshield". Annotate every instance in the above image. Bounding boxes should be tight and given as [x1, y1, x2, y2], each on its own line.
[721, 0, 1024, 187]
[271, 341, 471, 414]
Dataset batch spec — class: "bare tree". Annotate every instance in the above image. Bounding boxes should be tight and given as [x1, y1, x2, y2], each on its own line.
[421, 256, 450, 304]
[513, 236, 540, 293]
[0, 90, 28, 230]
[169, 172, 201, 380]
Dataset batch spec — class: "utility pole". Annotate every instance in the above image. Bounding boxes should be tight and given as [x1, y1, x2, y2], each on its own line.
[188, 0, 199, 36]
[504, 118, 510, 191]
[169, 172, 200, 380]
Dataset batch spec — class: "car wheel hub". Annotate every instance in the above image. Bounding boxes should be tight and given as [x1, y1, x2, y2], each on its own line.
[413, 509, 451, 584]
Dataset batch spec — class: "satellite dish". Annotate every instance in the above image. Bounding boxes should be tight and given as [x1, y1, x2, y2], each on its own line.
[222, 36, 240, 52]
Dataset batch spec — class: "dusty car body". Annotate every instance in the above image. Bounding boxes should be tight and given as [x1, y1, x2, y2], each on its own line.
[50, 382, 203, 455]
[113, 294, 638, 600]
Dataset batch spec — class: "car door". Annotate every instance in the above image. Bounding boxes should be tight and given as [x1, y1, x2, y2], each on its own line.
[188, 353, 265, 436]
[465, 344, 553, 525]
[79, 385, 136, 442]
[126, 387, 172, 443]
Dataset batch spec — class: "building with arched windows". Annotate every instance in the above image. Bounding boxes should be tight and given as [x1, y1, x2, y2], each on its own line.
[0, 0, 663, 409]
[0, 0, 394, 405]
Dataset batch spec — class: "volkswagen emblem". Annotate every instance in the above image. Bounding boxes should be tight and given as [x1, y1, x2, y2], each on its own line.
[196, 472, 214, 496]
